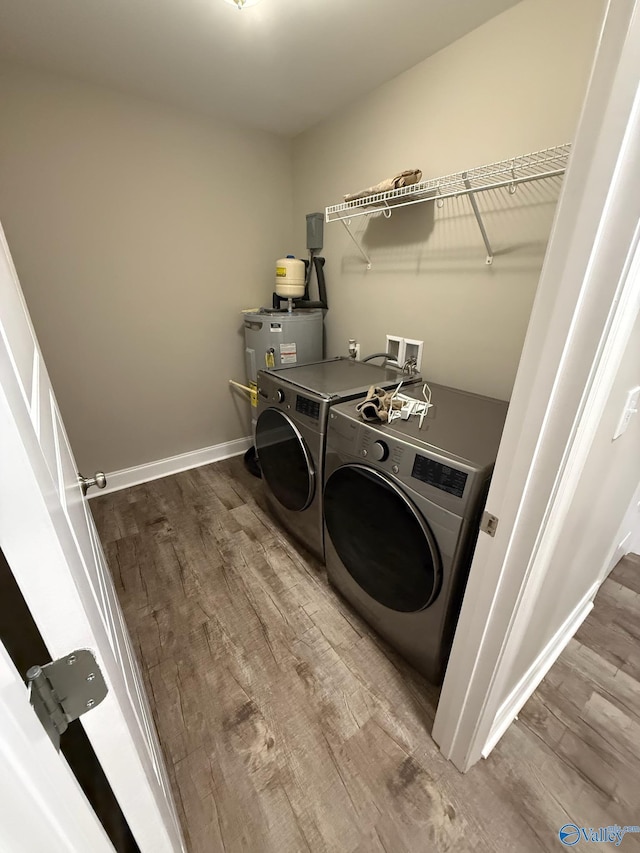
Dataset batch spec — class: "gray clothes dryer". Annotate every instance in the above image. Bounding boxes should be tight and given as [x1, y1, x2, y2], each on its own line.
[322, 383, 508, 683]
[255, 357, 418, 562]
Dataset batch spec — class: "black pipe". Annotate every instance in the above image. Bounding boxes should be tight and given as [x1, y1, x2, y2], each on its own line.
[361, 351, 393, 363]
[296, 256, 328, 310]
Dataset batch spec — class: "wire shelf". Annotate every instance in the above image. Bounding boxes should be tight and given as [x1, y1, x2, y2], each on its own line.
[325, 143, 571, 267]
[326, 144, 571, 222]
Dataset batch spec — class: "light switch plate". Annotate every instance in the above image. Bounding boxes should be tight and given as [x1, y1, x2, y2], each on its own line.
[613, 385, 640, 440]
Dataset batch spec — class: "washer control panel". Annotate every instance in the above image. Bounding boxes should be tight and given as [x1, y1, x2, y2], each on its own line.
[370, 440, 389, 462]
[295, 395, 320, 421]
[325, 390, 501, 520]
[359, 429, 403, 466]
[327, 409, 480, 516]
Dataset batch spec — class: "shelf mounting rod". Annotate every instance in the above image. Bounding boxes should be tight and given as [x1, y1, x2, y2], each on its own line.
[462, 172, 494, 265]
[341, 218, 372, 269]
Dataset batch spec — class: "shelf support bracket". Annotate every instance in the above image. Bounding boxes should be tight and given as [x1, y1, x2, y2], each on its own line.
[341, 218, 372, 269]
[462, 172, 494, 265]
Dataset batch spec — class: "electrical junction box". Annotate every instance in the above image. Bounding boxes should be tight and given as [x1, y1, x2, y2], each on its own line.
[306, 212, 324, 251]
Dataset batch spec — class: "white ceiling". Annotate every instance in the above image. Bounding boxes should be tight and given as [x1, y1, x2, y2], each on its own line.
[0, 0, 522, 136]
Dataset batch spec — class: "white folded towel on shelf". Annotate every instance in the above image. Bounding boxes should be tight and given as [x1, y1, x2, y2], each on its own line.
[344, 168, 423, 203]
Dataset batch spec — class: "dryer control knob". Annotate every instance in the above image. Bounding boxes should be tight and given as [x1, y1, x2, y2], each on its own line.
[276, 389, 285, 403]
[371, 441, 389, 462]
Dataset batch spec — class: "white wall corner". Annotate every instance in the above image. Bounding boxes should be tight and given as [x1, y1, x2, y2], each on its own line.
[89, 436, 252, 497]
[480, 579, 599, 760]
[604, 478, 640, 572]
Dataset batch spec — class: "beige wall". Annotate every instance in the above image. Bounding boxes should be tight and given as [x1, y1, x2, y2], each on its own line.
[0, 0, 604, 474]
[292, 0, 604, 400]
[0, 65, 292, 473]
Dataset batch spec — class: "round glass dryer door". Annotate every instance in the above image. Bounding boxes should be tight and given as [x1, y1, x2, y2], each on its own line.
[324, 465, 441, 612]
[256, 408, 315, 512]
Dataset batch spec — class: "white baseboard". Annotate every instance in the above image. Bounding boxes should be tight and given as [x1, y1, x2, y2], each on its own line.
[89, 436, 252, 497]
[481, 579, 600, 759]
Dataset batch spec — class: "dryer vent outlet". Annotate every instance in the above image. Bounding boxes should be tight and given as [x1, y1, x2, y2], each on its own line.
[385, 335, 403, 366]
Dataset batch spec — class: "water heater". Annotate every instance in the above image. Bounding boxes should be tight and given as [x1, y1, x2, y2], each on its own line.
[243, 308, 323, 443]
[243, 308, 323, 385]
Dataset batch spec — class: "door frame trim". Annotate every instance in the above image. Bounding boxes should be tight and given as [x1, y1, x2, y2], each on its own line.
[432, 0, 640, 771]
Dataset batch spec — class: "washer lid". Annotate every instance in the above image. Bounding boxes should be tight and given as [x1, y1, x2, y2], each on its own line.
[256, 408, 315, 512]
[267, 357, 407, 399]
[324, 464, 442, 612]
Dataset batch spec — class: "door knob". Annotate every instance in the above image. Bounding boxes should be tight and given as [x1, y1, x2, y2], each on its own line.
[78, 471, 107, 496]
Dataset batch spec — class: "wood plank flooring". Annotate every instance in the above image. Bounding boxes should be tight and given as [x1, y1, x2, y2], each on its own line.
[91, 461, 640, 853]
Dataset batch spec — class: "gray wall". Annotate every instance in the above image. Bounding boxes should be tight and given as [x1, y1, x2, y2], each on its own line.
[0, 65, 292, 473]
[292, 0, 604, 401]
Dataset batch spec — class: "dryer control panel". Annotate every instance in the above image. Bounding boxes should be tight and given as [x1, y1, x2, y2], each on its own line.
[411, 455, 468, 499]
[256, 369, 332, 434]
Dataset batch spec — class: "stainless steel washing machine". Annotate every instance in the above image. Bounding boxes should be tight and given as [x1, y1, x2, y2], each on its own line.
[255, 357, 418, 561]
[323, 383, 508, 683]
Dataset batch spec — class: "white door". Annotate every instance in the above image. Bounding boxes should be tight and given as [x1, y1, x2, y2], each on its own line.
[0, 222, 185, 853]
[0, 639, 115, 852]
